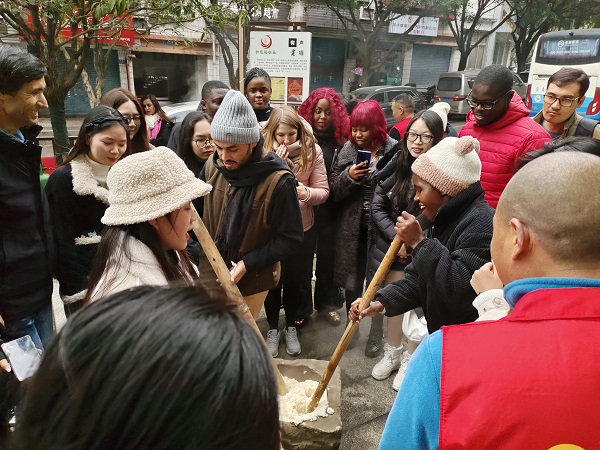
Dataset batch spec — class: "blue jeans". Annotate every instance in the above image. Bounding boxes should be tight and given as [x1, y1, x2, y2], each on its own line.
[4, 304, 54, 351]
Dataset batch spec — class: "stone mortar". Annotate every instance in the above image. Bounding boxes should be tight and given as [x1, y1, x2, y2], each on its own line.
[276, 358, 342, 450]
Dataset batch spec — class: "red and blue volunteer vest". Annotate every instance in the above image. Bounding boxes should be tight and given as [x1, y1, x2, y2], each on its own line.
[439, 288, 600, 449]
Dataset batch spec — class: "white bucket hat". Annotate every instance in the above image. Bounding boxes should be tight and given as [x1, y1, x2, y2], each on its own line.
[102, 146, 212, 226]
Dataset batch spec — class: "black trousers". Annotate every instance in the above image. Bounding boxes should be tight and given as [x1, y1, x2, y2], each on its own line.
[344, 226, 369, 312]
[265, 226, 317, 329]
[314, 213, 343, 313]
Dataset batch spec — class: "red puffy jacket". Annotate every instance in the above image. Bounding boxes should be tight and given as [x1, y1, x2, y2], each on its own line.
[459, 93, 551, 208]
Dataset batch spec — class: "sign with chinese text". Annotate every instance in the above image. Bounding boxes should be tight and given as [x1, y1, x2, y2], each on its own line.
[249, 32, 312, 104]
[388, 16, 439, 37]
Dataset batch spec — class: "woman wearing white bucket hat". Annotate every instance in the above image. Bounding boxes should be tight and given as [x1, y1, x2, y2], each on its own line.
[85, 147, 212, 302]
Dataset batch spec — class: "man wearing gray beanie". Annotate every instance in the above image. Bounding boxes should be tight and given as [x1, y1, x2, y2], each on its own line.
[199, 90, 303, 319]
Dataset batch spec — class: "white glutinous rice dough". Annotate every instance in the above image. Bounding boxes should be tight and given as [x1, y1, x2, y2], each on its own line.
[279, 375, 335, 426]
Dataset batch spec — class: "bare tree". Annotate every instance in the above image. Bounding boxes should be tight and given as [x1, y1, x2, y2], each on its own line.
[304, 0, 427, 86]
[194, 0, 279, 90]
[438, 0, 514, 71]
[0, 0, 196, 161]
[507, 0, 600, 72]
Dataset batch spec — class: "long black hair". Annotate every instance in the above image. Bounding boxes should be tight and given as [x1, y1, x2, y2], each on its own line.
[15, 285, 281, 450]
[390, 109, 445, 211]
[84, 215, 197, 303]
[177, 111, 212, 177]
[517, 136, 600, 170]
[141, 93, 173, 123]
[64, 105, 131, 165]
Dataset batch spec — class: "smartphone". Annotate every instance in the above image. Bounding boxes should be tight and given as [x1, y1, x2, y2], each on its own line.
[355, 149, 371, 166]
[1, 335, 42, 381]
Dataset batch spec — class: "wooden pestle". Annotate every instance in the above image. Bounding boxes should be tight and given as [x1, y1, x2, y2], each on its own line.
[307, 214, 429, 413]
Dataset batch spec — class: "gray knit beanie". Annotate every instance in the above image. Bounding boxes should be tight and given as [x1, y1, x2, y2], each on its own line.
[102, 147, 212, 226]
[211, 90, 261, 143]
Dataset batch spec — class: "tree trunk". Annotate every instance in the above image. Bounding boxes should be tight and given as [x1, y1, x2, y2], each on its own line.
[359, 49, 373, 87]
[457, 51, 470, 71]
[47, 93, 70, 166]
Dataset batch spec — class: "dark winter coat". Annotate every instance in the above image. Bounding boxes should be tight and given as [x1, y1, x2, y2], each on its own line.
[375, 182, 494, 333]
[150, 119, 174, 147]
[366, 153, 416, 282]
[45, 155, 109, 304]
[330, 136, 399, 291]
[0, 126, 54, 321]
[313, 130, 342, 225]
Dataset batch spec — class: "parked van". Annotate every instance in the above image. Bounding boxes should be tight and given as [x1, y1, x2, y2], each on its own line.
[434, 70, 527, 116]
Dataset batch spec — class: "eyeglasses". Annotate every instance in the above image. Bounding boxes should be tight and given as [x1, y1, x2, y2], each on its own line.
[466, 90, 512, 110]
[406, 132, 434, 144]
[194, 138, 213, 148]
[543, 93, 582, 107]
[122, 115, 142, 123]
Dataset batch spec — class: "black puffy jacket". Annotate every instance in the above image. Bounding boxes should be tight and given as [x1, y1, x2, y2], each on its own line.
[375, 182, 493, 333]
[366, 154, 416, 282]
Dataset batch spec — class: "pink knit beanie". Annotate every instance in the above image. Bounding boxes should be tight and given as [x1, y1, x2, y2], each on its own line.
[411, 135, 481, 197]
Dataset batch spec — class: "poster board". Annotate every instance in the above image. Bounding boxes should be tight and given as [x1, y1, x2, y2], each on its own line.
[249, 32, 312, 105]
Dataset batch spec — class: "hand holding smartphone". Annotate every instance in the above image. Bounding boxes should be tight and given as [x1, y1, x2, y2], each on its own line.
[1, 335, 42, 381]
[349, 149, 372, 181]
[355, 149, 372, 167]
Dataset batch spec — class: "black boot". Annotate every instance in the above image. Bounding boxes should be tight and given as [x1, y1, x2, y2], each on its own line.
[365, 314, 384, 358]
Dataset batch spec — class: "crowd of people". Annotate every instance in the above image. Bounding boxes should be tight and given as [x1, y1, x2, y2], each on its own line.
[1, 42, 600, 448]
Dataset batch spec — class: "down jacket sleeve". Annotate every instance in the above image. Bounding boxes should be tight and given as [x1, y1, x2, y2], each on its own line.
[330, 141, 362, 203]
[302, 145, 329, 206]
[371, 174, 398, 244]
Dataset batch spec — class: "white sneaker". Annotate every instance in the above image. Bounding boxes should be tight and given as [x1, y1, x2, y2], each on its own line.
[392, 351, 412, 391]
[371, 343, 403, 380]
[266, 329, 280, 357]
[284, 327, 301, 355]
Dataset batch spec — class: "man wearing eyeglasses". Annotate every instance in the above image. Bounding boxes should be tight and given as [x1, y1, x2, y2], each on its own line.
[459, 65, 550, 209]
[532, 67, 600, 141]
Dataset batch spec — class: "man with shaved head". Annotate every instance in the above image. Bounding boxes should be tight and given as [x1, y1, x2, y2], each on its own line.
[379, 151, 600, 449]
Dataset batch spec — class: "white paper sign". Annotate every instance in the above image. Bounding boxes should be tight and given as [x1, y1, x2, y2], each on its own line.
[388, 16, 439, 37]
[249, 31, 312, 104]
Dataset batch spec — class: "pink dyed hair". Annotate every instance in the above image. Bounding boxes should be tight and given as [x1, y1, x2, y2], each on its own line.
[349, 100, 387, 147]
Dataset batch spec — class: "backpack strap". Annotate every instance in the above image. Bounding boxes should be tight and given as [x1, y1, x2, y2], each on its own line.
[575, 117, 600, 136]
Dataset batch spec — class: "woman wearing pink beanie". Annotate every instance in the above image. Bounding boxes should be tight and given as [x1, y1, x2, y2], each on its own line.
[350, 135, 494, 341]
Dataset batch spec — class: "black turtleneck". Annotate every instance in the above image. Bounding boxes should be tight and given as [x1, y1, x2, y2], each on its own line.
[255, 107, 272, 124]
